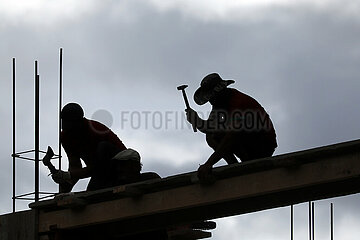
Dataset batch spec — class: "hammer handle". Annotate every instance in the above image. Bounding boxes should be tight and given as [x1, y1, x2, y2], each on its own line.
[181, 90, 197, 132]
[182, 90, 191, 109]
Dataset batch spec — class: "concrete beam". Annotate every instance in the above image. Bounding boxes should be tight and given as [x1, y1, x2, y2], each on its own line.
[0, 210, 37, 240]
[33, 140, 360, 236]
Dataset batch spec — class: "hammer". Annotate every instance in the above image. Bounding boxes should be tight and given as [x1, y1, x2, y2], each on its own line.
[177, 85, 197, 132]
[42, 146, 57, 174]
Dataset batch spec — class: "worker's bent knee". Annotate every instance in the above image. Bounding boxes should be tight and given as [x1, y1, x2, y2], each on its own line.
[206, 132, 229, 149]
[206, 133, 221, 150]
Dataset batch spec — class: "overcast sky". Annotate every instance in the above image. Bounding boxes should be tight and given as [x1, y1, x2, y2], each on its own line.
[1, 0, 360, 239]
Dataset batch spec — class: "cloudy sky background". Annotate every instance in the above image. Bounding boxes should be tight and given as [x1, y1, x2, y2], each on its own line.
[1, 0, 360, 239]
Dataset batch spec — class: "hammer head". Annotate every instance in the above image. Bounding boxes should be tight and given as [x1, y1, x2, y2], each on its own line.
[177, 85, 188, 91]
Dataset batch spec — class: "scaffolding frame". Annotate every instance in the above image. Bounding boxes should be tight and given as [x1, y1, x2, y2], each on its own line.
[11, 49, 63, 212]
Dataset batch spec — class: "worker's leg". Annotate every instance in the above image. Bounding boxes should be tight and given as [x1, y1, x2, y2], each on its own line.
[96, 141, 121, 161]
[206, 132, 239, 164]
[235, 132, 276, 161]
[227, 133, 251, 162]
[87, 141, 123, 191]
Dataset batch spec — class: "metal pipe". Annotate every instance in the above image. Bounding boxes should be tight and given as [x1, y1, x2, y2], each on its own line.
[12, 58, 16, 212]
[35, 61, 39, 202]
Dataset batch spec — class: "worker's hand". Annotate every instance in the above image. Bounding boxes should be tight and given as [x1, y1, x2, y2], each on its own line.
[186, 108, 198, 127]
[197, 163, 215, 184]
[51, 170, 72, 185]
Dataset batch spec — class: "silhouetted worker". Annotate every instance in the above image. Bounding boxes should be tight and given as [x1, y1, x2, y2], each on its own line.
[186, 73, 277, 181]
[52, 103, 159, 192]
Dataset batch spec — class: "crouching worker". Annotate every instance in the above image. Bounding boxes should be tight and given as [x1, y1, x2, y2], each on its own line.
[186, 73, 277, 182]
[52, 103, 160, 193]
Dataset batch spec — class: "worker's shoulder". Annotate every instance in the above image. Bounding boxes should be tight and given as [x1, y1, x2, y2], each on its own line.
[229, 88, 252, 99]
[86, 118, 112, 133]
[228, 88, 260, 106]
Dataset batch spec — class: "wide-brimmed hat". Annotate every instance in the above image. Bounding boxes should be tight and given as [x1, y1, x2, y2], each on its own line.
[194, 73, 235, 105]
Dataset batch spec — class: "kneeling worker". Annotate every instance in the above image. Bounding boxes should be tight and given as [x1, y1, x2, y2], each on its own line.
[52, 103, 158, 192]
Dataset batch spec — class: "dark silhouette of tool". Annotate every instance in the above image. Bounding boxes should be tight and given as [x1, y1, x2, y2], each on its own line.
[42, 146, 56, 174]
[177, 84, 197, 132]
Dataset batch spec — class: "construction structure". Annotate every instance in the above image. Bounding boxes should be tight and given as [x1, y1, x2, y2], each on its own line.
[1, 139, 360, 239]
[3, 52, 359, 239]
[11, 52, 63, 211]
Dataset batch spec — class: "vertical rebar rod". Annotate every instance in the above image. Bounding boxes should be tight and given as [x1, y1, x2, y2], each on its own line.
[12, 58, 16, 212]
[58, 48, 63, 192]
[291, 205, 294, 240]
[312, 202, 315, 240]
[331, 203, 334, 240]
[35, 61, 39, 202]
[59, 48, 63, 170]
[309, 201, 312, 240]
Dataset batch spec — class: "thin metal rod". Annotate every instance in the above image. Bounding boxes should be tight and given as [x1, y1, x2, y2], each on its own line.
[331, 203, 334, 240]
[15, 149, 48, 155]
[14, 192, 36, 198]
[12, 58, 16, 212]
[309, 201, 312, 240]
[14, 191, 53, 198]
[14, 149, 35, 155]
[59, 48, 63, 192]
[15, 197, 37, 201]
[39, 191, 56, 194]
[291, 205, 294, 240]
[58, 51, 63, 155]
[312, 202, 315, 240]
[35, 61, 40, 202]
[16, 156, 38, 161]
[38, 195, 56, 200]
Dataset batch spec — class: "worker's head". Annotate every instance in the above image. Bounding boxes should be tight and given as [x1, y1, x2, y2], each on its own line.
[194, 73, 235, 105]
[61, 103, 85, 131]
[112, 149, 142, 184]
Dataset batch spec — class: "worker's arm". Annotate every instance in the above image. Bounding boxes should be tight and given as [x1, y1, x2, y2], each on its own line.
[68, 156, 93, 180]
[186, 108, 218, 134]
[52, 155, 93, 193]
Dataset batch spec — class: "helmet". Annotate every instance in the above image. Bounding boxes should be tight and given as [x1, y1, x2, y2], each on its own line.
[61, 103, 84, 121]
